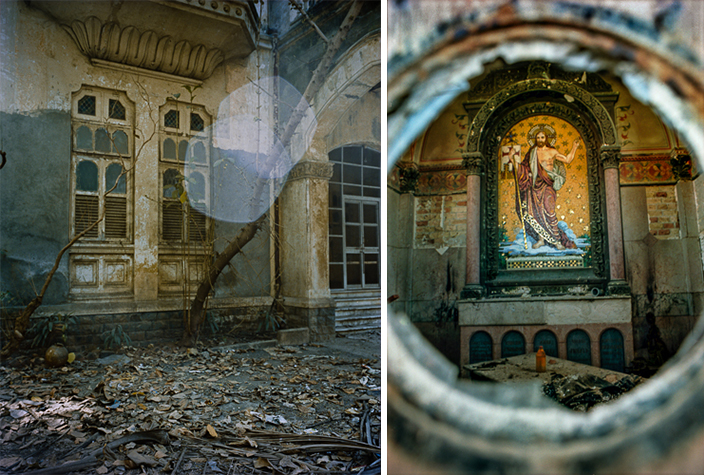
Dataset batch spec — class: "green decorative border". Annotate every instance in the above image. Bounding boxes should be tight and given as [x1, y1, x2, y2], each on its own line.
[479, 101, 608, 289]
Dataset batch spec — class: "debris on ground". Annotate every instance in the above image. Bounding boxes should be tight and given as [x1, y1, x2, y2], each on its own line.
[0, 332, 381, 474]
[463, 353, 645, 412]
[542, 373, 644, 412]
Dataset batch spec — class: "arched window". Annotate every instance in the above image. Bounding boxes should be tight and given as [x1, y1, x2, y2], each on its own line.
[600, 328, 625, 372]
[533, 330, 559, 357]
[469, 331, 493, 364]
[501, 331, 525, 358]
[76, 126, 93, 150]
[566, 329, 592, 365]
[328, 145, 380, 290]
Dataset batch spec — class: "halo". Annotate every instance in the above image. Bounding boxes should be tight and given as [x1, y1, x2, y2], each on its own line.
[527, 123, 557, 147]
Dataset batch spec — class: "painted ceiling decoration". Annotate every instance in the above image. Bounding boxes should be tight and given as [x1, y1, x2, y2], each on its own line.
[63, 16, 225, 80]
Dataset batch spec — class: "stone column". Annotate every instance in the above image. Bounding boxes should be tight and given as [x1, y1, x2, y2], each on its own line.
[133, 115, 160, 302]
[460, 152, 485, 299]
[601, 145, 629, 295]
[279, 156, 334, 341]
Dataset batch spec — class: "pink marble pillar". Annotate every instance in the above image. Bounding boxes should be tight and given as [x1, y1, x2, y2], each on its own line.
[605, 167, 625, 280]
[462, 152, 484, 294]
[601, 146, 626, 281]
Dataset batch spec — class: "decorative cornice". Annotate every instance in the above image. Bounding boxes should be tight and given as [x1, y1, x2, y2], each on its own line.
[399, 164, 420, 193]
[288, 160, 333, 181]
[600, 145, 622, 170]
[63, 17, 224, 80]
[462, 152, 484, 176]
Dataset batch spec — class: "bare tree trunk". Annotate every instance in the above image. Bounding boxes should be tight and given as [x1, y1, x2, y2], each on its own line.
[180, 0, 363, 346]
[1, 211, 104, 357]
[179, 214, 266, 346]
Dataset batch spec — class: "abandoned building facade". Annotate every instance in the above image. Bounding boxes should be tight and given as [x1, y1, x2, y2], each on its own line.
[0, 0, 381, 348]
[388, 27, 702, 374]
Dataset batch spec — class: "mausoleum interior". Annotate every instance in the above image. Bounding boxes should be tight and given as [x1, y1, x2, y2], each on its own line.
[387, 60, 703, 380]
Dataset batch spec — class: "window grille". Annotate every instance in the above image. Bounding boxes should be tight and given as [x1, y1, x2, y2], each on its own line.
[109, 99, 126, 120]
[78, 95, 96, 115]
[164, 110, 179, 128]
[190, 113, 204, 132]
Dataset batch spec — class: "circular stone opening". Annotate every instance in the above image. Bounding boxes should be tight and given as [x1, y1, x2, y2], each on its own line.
[387, 3, 703, 474]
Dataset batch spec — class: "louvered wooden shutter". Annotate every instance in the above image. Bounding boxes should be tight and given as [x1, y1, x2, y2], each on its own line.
[162, 200, 183, 241]
[188, 205, 207, 243]
[75, 195, 99, 238]
[105, 195, 127, 239]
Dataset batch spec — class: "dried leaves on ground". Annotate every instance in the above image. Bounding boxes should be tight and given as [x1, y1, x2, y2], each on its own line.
[0, 333, 381, 474]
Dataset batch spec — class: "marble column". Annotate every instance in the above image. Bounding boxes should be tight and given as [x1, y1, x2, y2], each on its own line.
[279, 156, 335, 340]
[460, 152, 485, 299]
[601, 145, 629, 294]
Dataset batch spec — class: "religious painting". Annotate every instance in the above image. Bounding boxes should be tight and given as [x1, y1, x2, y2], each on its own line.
[497, 115, 591, 270]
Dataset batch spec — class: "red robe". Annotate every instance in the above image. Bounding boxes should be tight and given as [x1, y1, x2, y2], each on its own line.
[515, 147, 576, 249]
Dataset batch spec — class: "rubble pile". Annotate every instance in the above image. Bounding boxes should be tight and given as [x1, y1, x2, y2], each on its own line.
[542, 373, 644, 412]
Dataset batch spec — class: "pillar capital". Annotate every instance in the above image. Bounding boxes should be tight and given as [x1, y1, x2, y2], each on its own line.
[288, 160, 333, 182]
[600, 145, 622, 170]
[462, 151, 484, 176]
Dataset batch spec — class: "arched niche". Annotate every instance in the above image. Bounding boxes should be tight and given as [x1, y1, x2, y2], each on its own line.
[463, 62, 627, 296]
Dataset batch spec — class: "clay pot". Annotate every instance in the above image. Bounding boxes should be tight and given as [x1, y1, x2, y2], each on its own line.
[45, 344, 69, 367]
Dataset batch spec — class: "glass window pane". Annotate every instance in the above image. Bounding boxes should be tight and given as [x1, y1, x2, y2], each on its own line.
[190, 113, 204, 132]
[329, 236, 343, 263]
[328, 148, 341, 162]
[364, 226, 378, 248]
[343, 164, 361, 185]
[363, 204, 378, 224]
[329, 209, 342, 235]
[343, 146, 361, 164]
[363, 167, 379, 187]
[76, 161, 98, 192]
[329, 183, 341, 208]
[78, 95, 96, 115]
[188, 172, 205, 202]
[191, 141, 206, 163]
[178, 140, 189, 161]
[345, 225, 361, 247]
[343, 185, 361, 196]
[76, 126, 93, 150]
[108, 99, 126, 120]
[363, 187, 378, 198]
[345, 202, 359, 223]
[331, 163, 341, 183]
[364, 253, 379, 285]
[106, 163, 126, 194]
[329, 264, 344, 289]
[363, 148, 380, 167]
[112, 130, 128, 154]
[163, 169, 181, 198]
[95, 128, 111, 152]
[163, 138, 176, 159]
[165, 110, 179, 128]
[346, 254, 361, 286]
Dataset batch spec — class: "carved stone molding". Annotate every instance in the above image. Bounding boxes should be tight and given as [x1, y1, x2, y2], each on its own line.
[468, 79, 617, 153]
[62, 17, 225, 80]
[462, 152, 484, 176]
[600, 145, 622, 169]
[399, 164, 420, 193]
[288, 160, 333, 181]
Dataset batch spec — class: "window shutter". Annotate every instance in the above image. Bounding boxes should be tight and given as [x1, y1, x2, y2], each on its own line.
[105, 195, 127, 239]
[188, 205, 207, 243]
[162, 200, 183, 242]
[75, 195, 99, 238]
